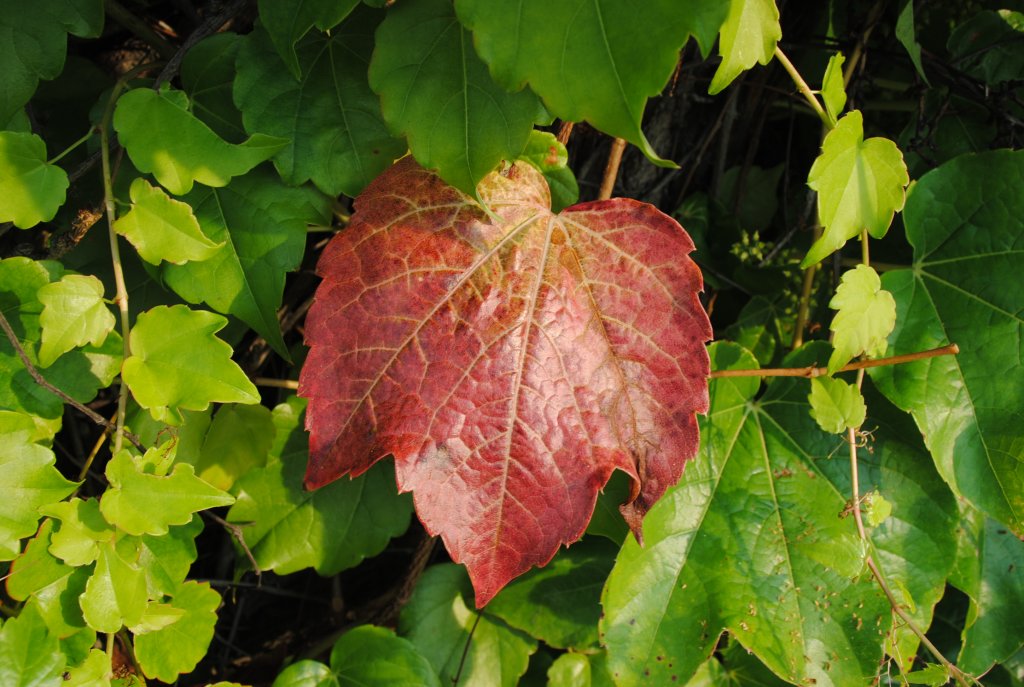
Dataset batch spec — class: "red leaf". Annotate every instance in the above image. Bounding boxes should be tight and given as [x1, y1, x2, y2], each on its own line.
[300, 158, 711, 606]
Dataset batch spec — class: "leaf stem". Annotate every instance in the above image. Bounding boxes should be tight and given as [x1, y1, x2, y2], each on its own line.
[710, 343, 959, 378]
[251, 376, 299, 390]
[598, 137, 627, 200]
[47, 127, 98, 165]
[774, 46, 831, 129]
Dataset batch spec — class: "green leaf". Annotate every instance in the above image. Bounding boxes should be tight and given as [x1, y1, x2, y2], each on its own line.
[948, 10, 1024, 86]
[180, 32, 245, 141]
[235, 15, 405, 198]
[162, 168, 329, 358]
[709, 0, 781, 95]
[6, 519, 74, 600]
[64, 649, 111, 687]
[808, 376, 866, 434]
[80, 540, 148, 633]
[545, 652, 616, 687]
[399, 564, 536, 687]
[722, 296, 783, 367]
[100, 447, 233, 536]
[487, 538, 616, 650]
[951, 507, 1024, 675]
[802, 110, 909, 267]
[517, 131, 579, 213]
[368, 0, 540, 194]
[601, 342, 888, 687]
[904, 663, 950, 686]
[896, 0, 928, 84]
[36, 274, 115, 367]
[193, 404, 274, 491]
[136, 516, 202, 596]
[112, 86, 287, 195]
[456, 0, 727, 167]
[821, 53, 846, 125]
[271, 661, 334, 687]
[256, 0, 359, 77]
[133, 581, 221, 683]
[40, 498, 113, 566]
[228, 399, 412, 575]
[869, 150, 1024, 534]
[0, 435, 77, 560]
[113, 178, 222, 265]
[827, 264, 896, 374]
[122, 305, 260, 424]
[0, 603, 64, 687]
[0, 131, 69, 229]
[326, 625, 441, 687]
[861, 490, 892, 528]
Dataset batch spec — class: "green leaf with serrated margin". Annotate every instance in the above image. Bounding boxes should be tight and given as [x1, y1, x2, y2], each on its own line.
[113, 179, 221, 265]
[37, 274, 114, 367]
[227, 399, 412, 575]
[802, 111, 909, 267]
[808, 376, 866, 434]
[162, 168, 329, 358]
[368, 0, 539, 195]
[180, 32, 245, 141]
[257, 0, 359, 77]
[80, 540, 147, 633]
[601, 343, 887, 687]
[100, 447, 233, 536]
[121, 305, 259, 424]
[517, 131, 578, 212]
[137, 516, 202, 596]
[456, 0, 727, 167]
[869, 150, 1024, 535]
[113, 87, 287, 195]
[0, 131, 69, 229]
[327, 625, 441, 687]
[64, 648, 110, 687]
[0, 603, 64, 687]
[193, 404, 274, 491]
[133, 581, 221, 683]
[399, 564, 536, 687]
[40, 498, 113, 566]
[709, 0, 781, 95]
[827, 265, 895, 374]
[821, 53, 846, 125]
[235, 14, 405, 198]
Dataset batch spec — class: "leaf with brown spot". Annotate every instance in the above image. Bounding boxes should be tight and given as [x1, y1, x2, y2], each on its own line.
[299, 157, 711, 605]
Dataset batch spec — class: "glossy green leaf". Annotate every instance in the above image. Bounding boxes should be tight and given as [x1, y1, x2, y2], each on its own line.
[193, 404, 274, 491]
[235, 15, 405, 198]
[36, 274, 114, 367]
[808, 376, 866, 434]
[951, 507, 1024, 675]
[133, 581, 221, 683]
[180, 32, 245, 141]
[40, 498, 113, 566]
[517, 131, 578, 212]
[80, 541, 148, 633]
[257, 0, 359, 77]
[399, 564, 536, 687]
[802, 110, 909, 267]
[948, 10, 1024, 86]
[326, 625, 441, 687]
[456, 0, 727, 166]
[0, 434, 77, 560]
[487, 538, 615, 650]
[896, 0, 928, 84]
[0, 603, 64, 687]
[113, 178, 221, 265]
[112, 86, 287, 195]
[100, 447, 233, 536]
[870, 150, 1024, 534]
[64, 649, 110, 687]
[827, 264, 895, 374]
[0, 131, 69, 229]
[368, 0, 540, 194]
[162, 168, 329, 357]
[271, 660, 334, 687]
[228, 399, 412, 575]
[136, 516, 202, 597]
[601, 343, 888, 687]
[121, 305, 260, 424]
[821, 53, 846, 125]
[709, 0, 781, 95]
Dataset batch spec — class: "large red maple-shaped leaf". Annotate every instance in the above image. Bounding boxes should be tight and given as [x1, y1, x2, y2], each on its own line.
[300, 157, 711, 606]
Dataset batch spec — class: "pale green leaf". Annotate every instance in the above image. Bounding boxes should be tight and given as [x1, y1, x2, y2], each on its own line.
[456, 0, 728, 166]
[0, 603, 64, 687]
[328, 625, 441, 686]
[36, 274, 114, 367]
[162, 168, 329, 358]
[808, 376, 866, 434]
[136, 516, 202, 597]
[64, 649, 111, 687]
[517, 131, 579, 212]
[100, 447, 233, 536]
[235, 15, 405, 197]
[133, 581, 221, 683]
[827, 264, 896, 373]
[39, 498, 113, 566]
[256, 0, 359, 77]
[862, 490, 892, 528]
[545, 652, 615, 687]
[112, 86, 287, 195]
[122, 305, 259, 424]
[821, 52, 846, 125]
[904, 663, 950, 686]
[80, 541, 148, 633]
[0, 435, 77, 560]
[896, 0, 928, 84]
[399, 564, 536, 687]
[803, 110, 909, 267]
[6, 519, 73, 601]
[193, 404, 274, 492]
[113, 178, 221, 265]
[368, 0, 540, 194]
[709, 0, 781, 95]
[32, 567, 91, 639]
[0, 131, 69, 229]
[129, 602, 186, 634]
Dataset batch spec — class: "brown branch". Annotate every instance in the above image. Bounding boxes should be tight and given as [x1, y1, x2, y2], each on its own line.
[597, 137, 628, 200]
[0, 309, 144, 452]
[153, 0, 249, 89]
[556, 121, 575, 146]
[104, 0, 177, 59]
[710, 343, 959, 379]
[203, 511, 261, 578]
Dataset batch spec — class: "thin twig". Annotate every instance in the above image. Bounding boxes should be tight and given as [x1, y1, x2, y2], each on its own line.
[710, 343, 959, 378]
[203, 511, 261, 579]
[597, 138, 628, 200]
[774, 46, 832, 128]
[0, 309, 143, 451]
[556, 121, 575, 146]
[104, 0, 177, 59]
[251, 377, 299, 390]
[153, 0, 249, 89]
